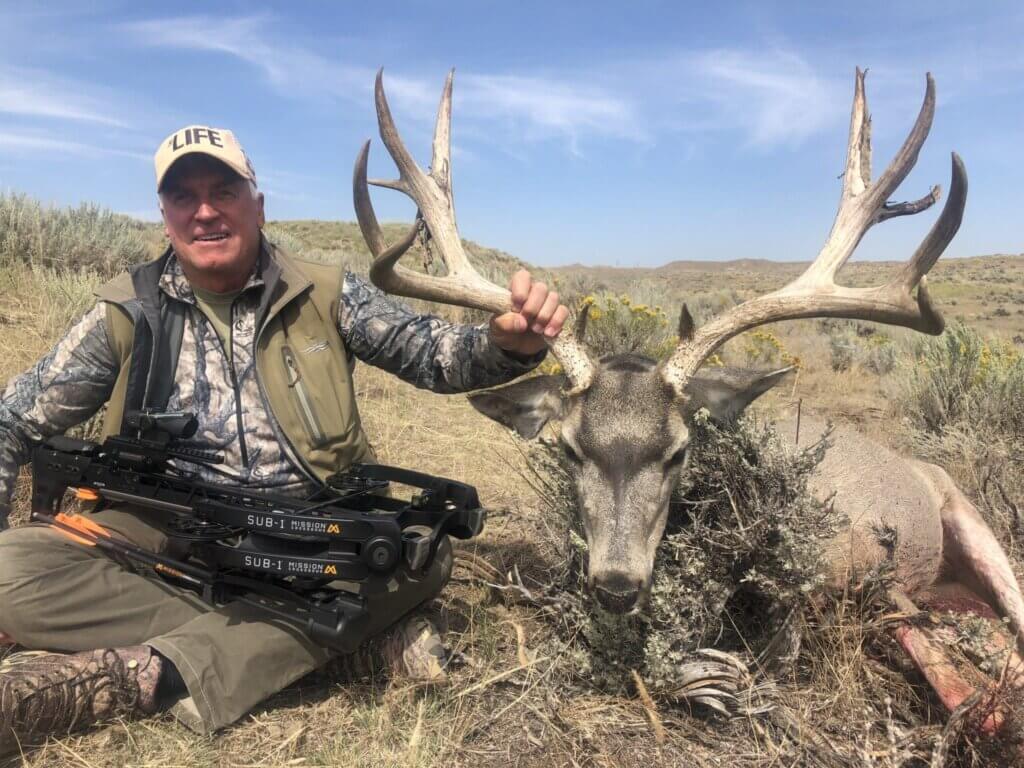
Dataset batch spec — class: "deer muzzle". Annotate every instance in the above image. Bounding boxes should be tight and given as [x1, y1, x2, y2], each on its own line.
[591, 570, 644, 614]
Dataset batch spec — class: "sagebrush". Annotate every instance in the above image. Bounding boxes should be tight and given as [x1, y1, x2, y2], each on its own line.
[528, 411, 840, 698]
[0, 193, 154, 277]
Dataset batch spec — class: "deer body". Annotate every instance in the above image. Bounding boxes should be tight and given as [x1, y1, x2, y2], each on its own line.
[779, 411, 945, 595]
[791, 411, 1024, 639]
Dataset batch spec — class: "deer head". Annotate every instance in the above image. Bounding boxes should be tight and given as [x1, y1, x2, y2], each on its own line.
[354, 68, 967, 614]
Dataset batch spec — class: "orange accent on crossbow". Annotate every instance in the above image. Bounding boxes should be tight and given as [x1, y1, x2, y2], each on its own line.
[73, 487, 101, 502]
[53, 512, 111, 540]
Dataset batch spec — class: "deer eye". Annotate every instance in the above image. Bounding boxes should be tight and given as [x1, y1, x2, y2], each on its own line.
[666, 446, 689, 468]
[561, 441, 583, 464]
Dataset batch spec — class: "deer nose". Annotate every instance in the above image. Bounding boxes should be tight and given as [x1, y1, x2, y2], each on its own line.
[592, 572, 641, 614]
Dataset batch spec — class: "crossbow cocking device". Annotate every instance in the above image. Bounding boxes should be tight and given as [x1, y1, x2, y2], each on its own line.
[30, 409, 485, 652]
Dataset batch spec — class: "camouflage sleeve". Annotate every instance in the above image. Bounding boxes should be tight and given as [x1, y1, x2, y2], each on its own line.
[0, 304, 119, 527]
[337, 271, 545, 394]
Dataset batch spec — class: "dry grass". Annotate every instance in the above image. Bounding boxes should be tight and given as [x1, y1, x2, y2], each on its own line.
[1, 216, 1022, 766]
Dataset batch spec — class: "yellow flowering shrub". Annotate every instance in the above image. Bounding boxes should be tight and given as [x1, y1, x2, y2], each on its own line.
[577, 293, 676, 360]
[742, 330, 801, 369]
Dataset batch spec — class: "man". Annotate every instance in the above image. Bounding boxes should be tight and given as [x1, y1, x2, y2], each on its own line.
[0, 125, 567, 751]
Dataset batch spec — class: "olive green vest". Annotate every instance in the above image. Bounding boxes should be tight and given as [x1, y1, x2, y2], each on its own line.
[94, 244, 374, 484]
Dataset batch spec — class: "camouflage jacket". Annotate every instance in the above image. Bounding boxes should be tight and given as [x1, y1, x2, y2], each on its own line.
[0, 249, 543, 526]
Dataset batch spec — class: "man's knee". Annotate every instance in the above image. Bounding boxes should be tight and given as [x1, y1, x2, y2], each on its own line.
[0, 526, 93, 637]
[0, 526, 75, 585]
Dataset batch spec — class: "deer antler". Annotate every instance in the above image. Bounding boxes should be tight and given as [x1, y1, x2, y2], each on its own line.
[353, 69, 596, 393]
[661, 69, 967, 399]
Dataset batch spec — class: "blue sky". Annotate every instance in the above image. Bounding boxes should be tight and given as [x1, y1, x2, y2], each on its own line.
[1, 2, 1022, 267]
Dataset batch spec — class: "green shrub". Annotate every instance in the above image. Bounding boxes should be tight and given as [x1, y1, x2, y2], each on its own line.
[0, 193, 152, 278]
[531, 412, 838, 696]
[684, 288, 744, 325]
[898, 322, 1024, 436]
[822, 321, 896, 375]
[829, 336, 856, 372]
[861, 338, 897, 375]
[896, 322, 1024, 558]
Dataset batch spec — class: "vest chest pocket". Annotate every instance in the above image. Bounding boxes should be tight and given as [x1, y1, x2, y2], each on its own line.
[281, 345, 327, 446]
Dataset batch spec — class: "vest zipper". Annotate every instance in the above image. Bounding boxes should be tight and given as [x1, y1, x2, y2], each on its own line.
[254, 359, 316, 484]
[252, 277, 322, 486]
[253, 333, 320, 487]
[282, 345, 327, 445]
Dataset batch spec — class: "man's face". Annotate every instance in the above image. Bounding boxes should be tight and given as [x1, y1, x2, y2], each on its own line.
[159, 158, 265, 290]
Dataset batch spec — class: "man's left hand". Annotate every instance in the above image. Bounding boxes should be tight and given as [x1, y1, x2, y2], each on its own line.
[489, 270, 569, 357]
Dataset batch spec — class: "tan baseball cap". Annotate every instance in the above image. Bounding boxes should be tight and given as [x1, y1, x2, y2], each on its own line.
[154, 125, 256, 191]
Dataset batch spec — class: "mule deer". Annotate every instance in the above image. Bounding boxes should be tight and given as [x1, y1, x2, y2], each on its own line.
[353, 68, 1024, 692]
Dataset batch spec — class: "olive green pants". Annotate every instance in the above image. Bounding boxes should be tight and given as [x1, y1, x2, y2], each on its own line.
[0, 506, 452, 733]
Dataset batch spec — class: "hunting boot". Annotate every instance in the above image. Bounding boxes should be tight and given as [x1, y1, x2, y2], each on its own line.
[329, 613, 451, 685]
[0, 645, 162, 756]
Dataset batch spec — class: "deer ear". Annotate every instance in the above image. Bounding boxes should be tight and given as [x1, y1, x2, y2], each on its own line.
[468, 375, 567, 439]
[685, 366, 794, 422]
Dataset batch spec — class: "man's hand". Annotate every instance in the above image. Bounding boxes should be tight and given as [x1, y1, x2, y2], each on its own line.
[489, 270, 569, 357]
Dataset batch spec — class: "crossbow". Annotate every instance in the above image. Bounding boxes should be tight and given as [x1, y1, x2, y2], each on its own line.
[30, 410, 485, 652]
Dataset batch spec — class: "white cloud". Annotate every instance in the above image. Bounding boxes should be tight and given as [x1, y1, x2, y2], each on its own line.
[459, 74, 647, 148]
[119, 15, 266, 66]
[120, 15, 378, 101]
[0, 67, 129, 127]
[120, 16, 875, 153]
[120, 15, 644, 153]
[691, 49, 842, 147]
[0, 131, 148, 160]
[602, 48, 846, 150]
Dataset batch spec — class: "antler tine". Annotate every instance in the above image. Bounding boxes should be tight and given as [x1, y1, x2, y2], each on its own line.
[367, 177, 408, 192]
[876, 185, 940, 224]
[353, 69, 597, 393]
[843, 67, 872, 198]
[431, 69, 454, 193]
[352, 140, 389, 257]
[374, 68, 421, 190]
[354, 138, 421, 269]
[896, 152, 967, 297]
[660, 71, 965, 400]
[354, 136, 427, 296]
[802, 71, 937, 287]
[372, 68, 479, 282]
[868, 73, 936, 211]
[574, 303, 591, 340]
